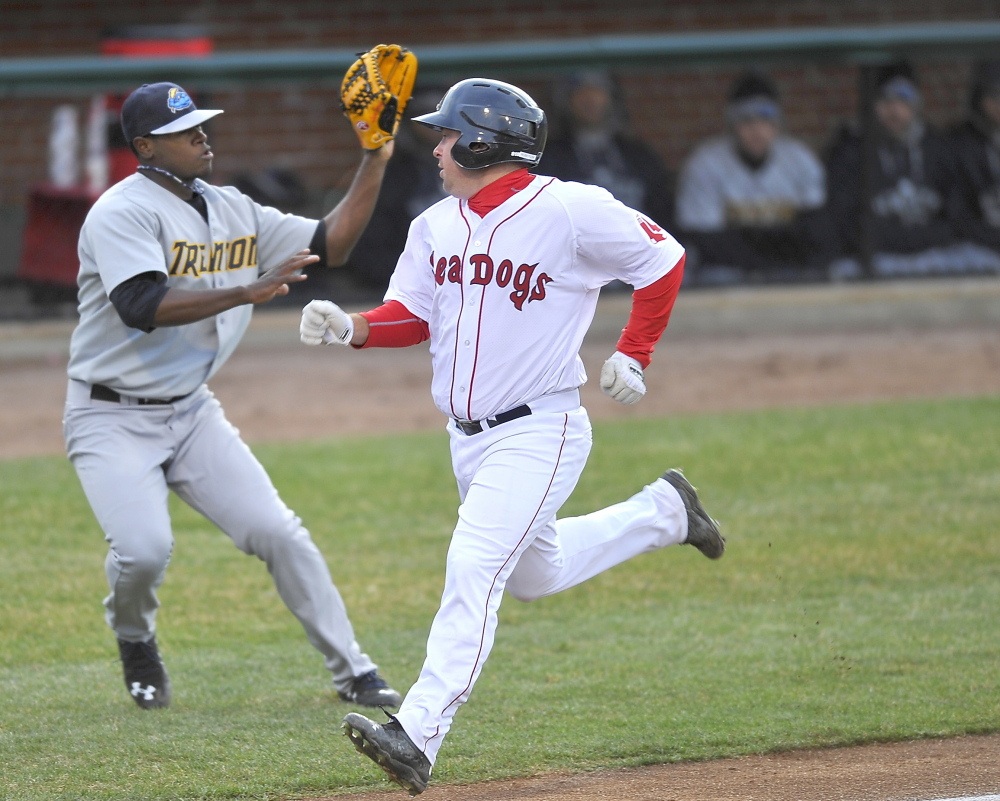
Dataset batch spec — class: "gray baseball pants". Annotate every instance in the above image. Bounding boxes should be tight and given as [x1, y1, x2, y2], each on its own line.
[64, 379, 376, 692]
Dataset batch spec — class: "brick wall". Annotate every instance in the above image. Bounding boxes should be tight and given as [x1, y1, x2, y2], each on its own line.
[0, 0, 996, 209]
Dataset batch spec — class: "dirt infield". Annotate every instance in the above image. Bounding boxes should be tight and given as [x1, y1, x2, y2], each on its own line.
[3, 278, 1000, 462]
[2, 278, 999, 799]
[327, 734, 1000, 801]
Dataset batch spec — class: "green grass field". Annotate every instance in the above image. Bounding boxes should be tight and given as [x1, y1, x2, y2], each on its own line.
[1, 397, 998, 800]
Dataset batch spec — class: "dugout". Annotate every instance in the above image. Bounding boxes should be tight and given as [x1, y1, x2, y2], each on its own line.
[3, 18, 1000, 306]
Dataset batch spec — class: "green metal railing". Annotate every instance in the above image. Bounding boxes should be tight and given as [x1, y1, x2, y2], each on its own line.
[3, 20, 1000, 96]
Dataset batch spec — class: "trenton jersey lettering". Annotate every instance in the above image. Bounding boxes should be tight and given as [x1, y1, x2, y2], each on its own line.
[385, 175, 684, 421]
[69, 173, 317, 399]
[167, 234, 258, 277]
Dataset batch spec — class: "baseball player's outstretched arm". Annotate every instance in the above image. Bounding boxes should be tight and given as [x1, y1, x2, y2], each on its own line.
[321, 43, 417, 265]
[322, 145, 394, 267]
[300, 299, 429, 348]
[152, 250, 318, 327]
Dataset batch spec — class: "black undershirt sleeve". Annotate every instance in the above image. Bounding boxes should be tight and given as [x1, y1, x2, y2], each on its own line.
[309, 220, 328, 266]
[110, 219, 324, 333]
[109, 271, 170, 332]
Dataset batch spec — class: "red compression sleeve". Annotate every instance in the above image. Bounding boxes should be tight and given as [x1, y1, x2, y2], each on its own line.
[358, 300, 429, 348]
[615, 253, 685, 369]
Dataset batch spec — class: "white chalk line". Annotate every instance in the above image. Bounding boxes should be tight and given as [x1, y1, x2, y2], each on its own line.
[925, 795, 1000, 801]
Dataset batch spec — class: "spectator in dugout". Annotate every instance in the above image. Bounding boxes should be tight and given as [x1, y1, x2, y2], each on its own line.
[946, 59, 1000, 267]
[542, 70, 674, 232]
[825, 60, 1000, 279]
[674, 70, 837, 285]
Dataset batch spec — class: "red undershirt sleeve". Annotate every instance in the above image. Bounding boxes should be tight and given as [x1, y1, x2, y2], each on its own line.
[357, 300, 430, 349]
[615, 253, 685, 369]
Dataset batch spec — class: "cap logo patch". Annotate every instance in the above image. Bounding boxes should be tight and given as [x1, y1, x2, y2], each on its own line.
[167, 88, 194, 114]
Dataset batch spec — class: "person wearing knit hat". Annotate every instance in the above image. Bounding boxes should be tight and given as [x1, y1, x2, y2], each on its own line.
[542, 70, 675, 238]
[824, 60, 994, 278]
[947, 59, 1000, 261]
[872, 62, 924, 141]
[675, 69, 837, 284]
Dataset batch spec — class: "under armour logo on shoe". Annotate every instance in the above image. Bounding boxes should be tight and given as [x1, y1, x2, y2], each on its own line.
[130, 682, 156, 701]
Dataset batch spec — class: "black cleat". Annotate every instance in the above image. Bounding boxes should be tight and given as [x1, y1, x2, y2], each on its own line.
[338, 670, 402, 708]
[118, 636, 172, 709]
[343, 711, 431, 796]
[661, 469, 725, 559]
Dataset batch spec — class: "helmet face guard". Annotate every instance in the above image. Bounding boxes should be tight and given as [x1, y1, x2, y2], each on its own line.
[413, 78, 547, 170]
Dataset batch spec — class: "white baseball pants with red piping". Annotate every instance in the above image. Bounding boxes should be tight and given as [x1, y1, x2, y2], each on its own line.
[393, 395, 689, 767]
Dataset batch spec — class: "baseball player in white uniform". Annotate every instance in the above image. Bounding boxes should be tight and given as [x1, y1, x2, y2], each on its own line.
[64, 80, 402, 710]
[299, 78, 726, 795]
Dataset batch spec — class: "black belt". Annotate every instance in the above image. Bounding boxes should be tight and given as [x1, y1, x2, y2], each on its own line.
[90, 384, 187, 406]
[454, 404, 531, 435]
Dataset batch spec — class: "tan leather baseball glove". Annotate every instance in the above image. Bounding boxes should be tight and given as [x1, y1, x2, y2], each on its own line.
[340, 43, 418, 150]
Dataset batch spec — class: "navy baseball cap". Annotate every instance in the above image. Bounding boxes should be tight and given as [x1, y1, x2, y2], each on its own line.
[726, 71, 782, 123]
[121, 82, 223, 143]
[727, 96, 782, 123]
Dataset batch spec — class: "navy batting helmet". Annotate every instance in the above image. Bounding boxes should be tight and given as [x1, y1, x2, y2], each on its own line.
[412, 78, 547, 170]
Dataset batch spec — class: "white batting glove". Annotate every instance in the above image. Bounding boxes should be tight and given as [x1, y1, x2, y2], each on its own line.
[300, 299, 355, 346]
[600, 351, 646, 405]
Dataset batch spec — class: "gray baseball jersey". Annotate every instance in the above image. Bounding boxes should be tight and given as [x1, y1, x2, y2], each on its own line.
[69, 173, 316, 398]
[676, 134, 826, 231]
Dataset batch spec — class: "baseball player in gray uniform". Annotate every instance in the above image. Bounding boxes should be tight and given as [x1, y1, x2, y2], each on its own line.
[64, 80, 401, 710]
[298, 78, 726, 795]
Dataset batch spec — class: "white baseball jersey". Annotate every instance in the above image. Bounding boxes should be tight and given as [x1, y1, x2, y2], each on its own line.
[384, 175, 684, 421]
[69, 173, 317, 398]
[676, 134, 826, 231]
